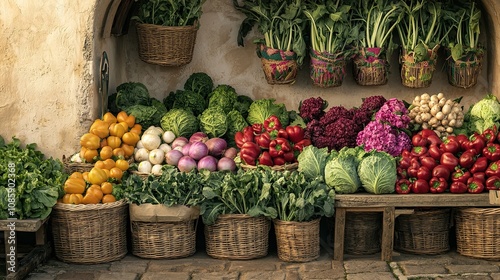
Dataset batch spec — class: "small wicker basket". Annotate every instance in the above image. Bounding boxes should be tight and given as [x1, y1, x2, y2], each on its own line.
[258, 45, 298, 85]
[51, 200, 128, 264]
[400, 60, 436, 88]
[204, 214, 270, 260]
[447, 57, 483, 89]
[135, 22, 198, 66]
[395, 208, 451, 255]
[455, 207, 500, 260]
[273, 218, 320, 262]
[309, 51, 346, 88]
[344, 212, 382, 255]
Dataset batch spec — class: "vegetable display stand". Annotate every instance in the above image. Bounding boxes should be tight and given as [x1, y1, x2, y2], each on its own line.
[204, 214, 270, 260]
[258, 45, 298, 85]
[309, 50, 346, 88]
[400, 49, 438, 88]
[129, 204, 199, 259]
[352, 48, 388, 86]
[51, 200, 128, 264]
[344, 212, 382, 255]
[135, 22, 198, 67]
[446, 53, 483, 89]
[273, 219, 320, 262]
[395, 208, 451, 255]
[455, 207, 500, 260]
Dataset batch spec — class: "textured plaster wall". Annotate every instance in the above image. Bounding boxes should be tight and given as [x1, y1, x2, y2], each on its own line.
[0, 0, 499, 159]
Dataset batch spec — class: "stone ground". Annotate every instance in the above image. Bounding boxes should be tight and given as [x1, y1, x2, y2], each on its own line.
[18, 249, 500, 280]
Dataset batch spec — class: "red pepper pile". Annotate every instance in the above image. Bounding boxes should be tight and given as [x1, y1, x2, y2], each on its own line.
[396, 127, 500, 194]
[235, 115, 311, 166]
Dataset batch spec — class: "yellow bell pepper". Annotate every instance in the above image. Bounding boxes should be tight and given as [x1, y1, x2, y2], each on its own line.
[116, 111, 135, 128]
[102, 112, 118, 125]
[109, 122, 126, 138]
[63, 178, 86, 194]
[89, 119, 110, 139]
[80, 133, 101, 150]
[107, 136, 122, 149]
[122, 132, 140, 146]
[62, 193, 84, 204]
[80, 147, 98, 163]
[88, 167, 108, 185]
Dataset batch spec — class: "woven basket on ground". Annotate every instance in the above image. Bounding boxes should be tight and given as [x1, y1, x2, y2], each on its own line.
[135, 22, 198, 67]
[274, 218, 320, 262]
[309, 51, 346, 88]
[204, 214, 270, 260]
[447, 57, 483, 89]
[51, 200, 128, 264]
[455, 207, 500, 260]
[344, 212, 382, 255]
[395, 208, 451, 255]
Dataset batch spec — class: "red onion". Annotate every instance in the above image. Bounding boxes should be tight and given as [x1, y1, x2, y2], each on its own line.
[189, 132, 208, 143]
[172, 137, 189, 149]
[223, 147, 238, 159]
[189, 141, 209, 160]
[181, 143, 192, 156]
[205, 138, 228, 157]
[217, 157, 236, 172]
[177, 156, 197, 173]
[197, 155, 218, 172]
[165, 150, 183, 166]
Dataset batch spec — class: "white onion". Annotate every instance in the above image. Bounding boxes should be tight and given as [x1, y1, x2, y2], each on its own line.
[134, 148, 150, 162]
[141, 133, 162, 150]
[205, 138, 227, 157]
[165, 150, 183, 166]
[144, 126, 164, 137]
[151, 164, 163, 175]
[159, 143, 172, 154]
[217, 157, 236, 172]
[177, 156, 197, 173]
[162, 130, 176, 144]
[136, 140, 145, 149]
[138, 161, 152, 173]
[148, 149, 165, 165]
[197, 155, 218, 172]
[189, 142, 209, 160]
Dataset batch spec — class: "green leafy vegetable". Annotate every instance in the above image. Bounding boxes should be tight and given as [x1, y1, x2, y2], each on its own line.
[132, 0, 205, 26]
[247, 98, 289, 126]
[297, 145, 330, 180]
[324, 148, 362, 194]
[467, 94, 500, 134]
[198, 107, 228, 138]
[172, 90, 207, 116]
[115, 82, 151, 111]
[357, 150, 396, 194]
[160, 108, 199, 138]
[225, 110, 249, 147]
[184, 72, 214, 100]
[208, 85, 238, 114]
[234, 95, 254, 119]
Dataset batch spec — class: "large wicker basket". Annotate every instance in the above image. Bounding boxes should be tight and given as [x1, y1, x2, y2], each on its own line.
[135, 22, 198, 66]
[204, 214, 270, 260]
[309, 50, 346, 88]
[395, 208, 451, 255]
[455, 207, 500, 260]
[51, 200, 128, 264]
[274, 219, 320, 262]
[344, 212, 381, 255]
[447, 55, 483, 89]
[258, 45, 298, 85]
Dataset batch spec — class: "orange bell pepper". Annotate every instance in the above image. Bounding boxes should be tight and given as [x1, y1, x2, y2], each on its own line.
[89, 119, 110, 139]
[80, 133, 101, 150]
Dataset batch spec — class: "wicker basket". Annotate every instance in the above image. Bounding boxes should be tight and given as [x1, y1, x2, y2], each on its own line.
[352, 47, 388, 86]
[309, 50, 346, 88]
[455, 207, 500, 260]
[344, 212, 381, 255]
[447, 56, 483, 89]
[135, 22, 198, 66]
[258, 45, 298, 85]
[400, 60, 436, 88]
[204, 214, 270, 260]
[51, 200, 128, 264]
[395, 208, 451, 255]
[274, 219, 320, 262]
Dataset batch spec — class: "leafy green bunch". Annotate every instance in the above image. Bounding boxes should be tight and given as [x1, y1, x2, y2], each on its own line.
[132, 0, 205, 26]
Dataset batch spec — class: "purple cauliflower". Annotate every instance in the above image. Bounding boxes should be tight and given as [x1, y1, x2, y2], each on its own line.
[319, 106, 352, 127]
[375, 98, 411, 129]
[356, 121, 402, 156]
[361, 95, 387, 113]
[299, 97, 328, 122]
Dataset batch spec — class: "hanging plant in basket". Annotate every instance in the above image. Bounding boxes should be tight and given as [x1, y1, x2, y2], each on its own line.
[303, 2, 356, 88]
[234, 0, 306, 85]
[350, 0, 403, 86]
[132, 0, 206, 66]
[397, 0, 447, 88]
[442, 0, 484, 89]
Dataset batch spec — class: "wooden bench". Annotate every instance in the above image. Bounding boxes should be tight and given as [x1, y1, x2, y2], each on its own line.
[333, 193, 494, 262]
[1, 218, 51, 280]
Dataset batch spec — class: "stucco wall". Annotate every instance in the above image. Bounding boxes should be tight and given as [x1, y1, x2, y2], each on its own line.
[0, 0, 499, 159]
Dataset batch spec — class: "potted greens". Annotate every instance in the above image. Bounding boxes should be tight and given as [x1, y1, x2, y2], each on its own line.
[443, 0, 484, 89]
[397, 0, 446, 88]
[233, 0, 306, 85]
[132, 0, 206, 66]
[349, 0, 402, 86]
[269, 170, 335, 262]
[304, 1, 355, 87]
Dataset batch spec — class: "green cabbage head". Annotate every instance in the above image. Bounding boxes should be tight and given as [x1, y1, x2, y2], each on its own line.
[199, 107, 228, 138]
[357, 151, 396, 194]
[324, 152, 361, 194]
[160, 108, 199, 138]
[469, 94, 500, 133]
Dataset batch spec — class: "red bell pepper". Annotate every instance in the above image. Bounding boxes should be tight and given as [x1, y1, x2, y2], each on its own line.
[472, 172, 486, 184]
[470, 156, 488, 174]
[273, 156, 286, 166]
[465, 132, 486, 153]
[432, 165, 451, 181]
[277, 128, 288, 139]
[455, 134, 469, 150]
[419, 128, 438, 139]
[293, 139, 311, 152]
[420, 156, 437, 171]
[396, 178, 411, 194]
[263, 115, 282, 132]
[285, 125, 305, 144]
[411, 146, 428, 157]
[428, 144, 443, 161]
[255, 132, 271, 149]
[450, 181, 468, 194]
[417, 166, 432, 181]
[482, 126, 497, 144]
[440, 152, 459, 172]
[398, 155, 412, 170]
[486, 176, 500, 190]
[252, 123, 264, 135]
[269, 137, 291, 158]
[451, 168, 471, 184]
[397, 167, 408, 179]
[440, 137, 460, 154]
[283, 151, 295, 163]
[412, 133, 429, 147]
[257, 151, 273, 166]
[239, 142, 261, 166]
[429, 177, 448, 194]
[459, 150, 477, 169]
[467, 179, 485, 194]
[482, 143, 500, 162]
[411, 179, 430, 194]
[485, 160, 500, 178]
[235, 126, 255, 148]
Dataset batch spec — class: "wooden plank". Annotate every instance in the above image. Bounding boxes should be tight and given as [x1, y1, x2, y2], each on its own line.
[6, 242, 52, 280]
[0, 219, 47, 232]
[103, 0, 122, 38]
[381, 207, 395, 262]
[333, 208, 346, 261]
[111, 0, 135, 36]
[490, 190, 500, 205]
[335, 193, 492, 208]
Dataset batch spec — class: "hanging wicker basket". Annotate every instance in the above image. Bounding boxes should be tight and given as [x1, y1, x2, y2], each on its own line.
[447, 53, 483, 89]
[400, 48, 438, 88]
[258, 45, 298, 85]
[51, 200, 128, 264]
[455, 207, 500, 260]
[352, 47, 388, 86]
[344, 212, 382, 255]
[395, 208, 451, 255]
[274, 219, 320, 262]
[135, 22, 198, 66]
[309, 50, 346, 88]
[204, 214, 270, 260]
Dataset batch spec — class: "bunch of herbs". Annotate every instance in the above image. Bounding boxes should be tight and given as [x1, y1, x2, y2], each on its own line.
[132, 0, 205, 26]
